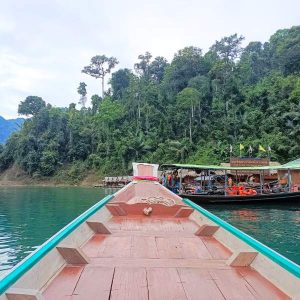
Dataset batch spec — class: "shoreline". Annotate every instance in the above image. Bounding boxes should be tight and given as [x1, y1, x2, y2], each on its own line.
[0, 166, 105, 188]
[0, 180, 102, 188]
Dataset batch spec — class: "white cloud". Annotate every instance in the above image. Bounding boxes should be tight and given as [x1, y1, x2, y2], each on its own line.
[0, 0, 299, 118]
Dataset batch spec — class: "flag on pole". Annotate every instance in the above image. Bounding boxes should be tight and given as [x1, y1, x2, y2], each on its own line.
[248, 145, 253, 154]
[259, 145, 266, 152]
[239, 144, 244, 151]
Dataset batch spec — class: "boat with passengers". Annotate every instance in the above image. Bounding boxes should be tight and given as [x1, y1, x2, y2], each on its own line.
[160, 159, 300, 204]
[0, 162, 299, 299]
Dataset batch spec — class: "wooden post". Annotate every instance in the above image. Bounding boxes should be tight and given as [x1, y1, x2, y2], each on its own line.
[208, 169, 211, 191]
[200, 170, 203, 190]
[179, 169, 182, 192]
[224, 170, 227, 196]
[235, 170, 238, 185]
[262, 170, 265, 192]
[259, 170, 263, 194]
[288, 169, 291, 192]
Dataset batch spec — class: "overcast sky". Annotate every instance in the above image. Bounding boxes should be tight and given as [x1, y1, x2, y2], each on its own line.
[0, 0, 299, 119]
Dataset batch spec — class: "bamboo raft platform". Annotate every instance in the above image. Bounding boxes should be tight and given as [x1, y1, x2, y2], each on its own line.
[0, 163, 299, 299]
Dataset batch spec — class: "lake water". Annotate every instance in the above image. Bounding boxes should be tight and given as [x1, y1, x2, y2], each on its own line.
[0, 186, 299, 276]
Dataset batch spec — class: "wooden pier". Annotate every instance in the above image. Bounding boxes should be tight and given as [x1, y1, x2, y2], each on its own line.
[101, 176, 132, 187]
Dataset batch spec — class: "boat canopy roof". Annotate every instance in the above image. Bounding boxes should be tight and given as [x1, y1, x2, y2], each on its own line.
[161, 161, 300, 171]
[281, 158, 300, 169]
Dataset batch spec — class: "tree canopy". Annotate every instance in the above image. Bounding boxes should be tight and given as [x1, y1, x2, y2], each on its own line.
[1, 26, 300, 181]
[18, 96, 46, 116]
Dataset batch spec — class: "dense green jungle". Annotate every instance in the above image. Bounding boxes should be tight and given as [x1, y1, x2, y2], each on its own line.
[0, 26, 299, 183]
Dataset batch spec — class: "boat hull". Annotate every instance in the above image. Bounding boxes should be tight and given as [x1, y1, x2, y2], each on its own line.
[1, 163, 299, 299]
[180, 191, 300, 204]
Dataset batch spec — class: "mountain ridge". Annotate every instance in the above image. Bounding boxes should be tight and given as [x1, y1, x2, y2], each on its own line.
[0, 116, 24, 144]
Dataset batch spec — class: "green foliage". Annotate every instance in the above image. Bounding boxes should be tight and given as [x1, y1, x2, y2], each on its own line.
[18, 96, 46, 116]
[40, 150, 58, 176]
[77, 82, 87, 97]
[82, 55, 119, 97]
[110, 69, 132, 99]
[1, 26, 300, 182]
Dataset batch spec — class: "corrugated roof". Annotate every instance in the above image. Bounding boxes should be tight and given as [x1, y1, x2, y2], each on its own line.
[281, 158, 300, 168]
[161, 160, 300, 171]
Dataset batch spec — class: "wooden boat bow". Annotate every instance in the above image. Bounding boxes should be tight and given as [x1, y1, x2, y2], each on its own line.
[0, 163, 299, 299]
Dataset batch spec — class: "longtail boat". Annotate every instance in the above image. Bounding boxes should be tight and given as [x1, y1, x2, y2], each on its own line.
[0, 163, 299, 299]
[161, 163, 300, 204]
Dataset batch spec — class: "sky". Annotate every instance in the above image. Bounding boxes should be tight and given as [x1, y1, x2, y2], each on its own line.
[0, 0, 299, 119]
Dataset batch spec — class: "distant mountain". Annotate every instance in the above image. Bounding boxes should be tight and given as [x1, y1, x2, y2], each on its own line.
[0, 116, 24, 144]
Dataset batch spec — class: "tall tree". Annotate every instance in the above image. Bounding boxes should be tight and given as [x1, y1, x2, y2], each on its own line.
[91, 94, 102, 114]
[210, 34, 244, 63]
[82, 55, 119, 97]
[134, 52, 152, 77]
[149, 56, 169, 83]
[77, 82, 87, 108]
[110, 68, 132, 99]
[18, 96, 46, 116]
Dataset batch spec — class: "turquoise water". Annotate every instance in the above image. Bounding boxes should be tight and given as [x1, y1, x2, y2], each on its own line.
[0, 187, 299, 276]
[203, 204, 300, 265]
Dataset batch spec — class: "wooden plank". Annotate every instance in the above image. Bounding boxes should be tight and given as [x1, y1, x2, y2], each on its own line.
[99, 236, 132, 258]
[160, 219, 183, 232]
[237, 268, 290, 300]
[73, 267, 114, 299]
[86, 222, 111, 234]
[81, 235, 107, 258]
[227, 251, 258, 267]
[56, 247, 89, 264]
[210, 269, 257, 299]
[156, 237, 182, 258]
[108, 230, 198, 237]
[107, 217, 123, 230]
[174, 207, 193, 218]
[147, 268, 187, 300]
[6, 288, 43, 300]
[110, 267, 148, 300]
[195, 225, 219, 236]
[121, 218, 142, 231]
[106, 204, 126, 216]
[179, 237, 212, 259]
[178, 268, 225, 300]
[144, 218, 162, 232]
[179, 219, 200, 232]
[201, 237, 232, 259]
[132, 236, 158, 258]
[42, 266, 83, 300]
[90, 257, 228, 269]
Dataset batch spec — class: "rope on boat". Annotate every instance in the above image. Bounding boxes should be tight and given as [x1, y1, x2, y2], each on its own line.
[139, 196, 176, 206]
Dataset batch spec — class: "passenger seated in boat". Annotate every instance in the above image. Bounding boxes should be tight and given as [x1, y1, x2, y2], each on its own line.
[194, 185, 202, 194]
[228, 176, 233, 187]
[161, 172, 167, 187]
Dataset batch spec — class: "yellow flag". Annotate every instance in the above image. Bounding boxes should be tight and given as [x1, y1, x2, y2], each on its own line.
[239, 144, 244, 151]
[259, 145, 266, 152]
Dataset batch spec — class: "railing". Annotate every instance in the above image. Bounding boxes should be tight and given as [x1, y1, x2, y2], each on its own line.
[0, 194, 114, 295]
[183, 198, 300, 278]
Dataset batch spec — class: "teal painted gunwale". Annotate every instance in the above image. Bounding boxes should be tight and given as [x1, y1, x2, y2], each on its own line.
[0, 194, 114, 295]
[183, 198, 300, 278]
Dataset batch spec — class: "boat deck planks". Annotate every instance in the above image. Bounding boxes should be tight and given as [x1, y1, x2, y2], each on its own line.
[42, 217, 289, 300]
[110, 267, 148, 300]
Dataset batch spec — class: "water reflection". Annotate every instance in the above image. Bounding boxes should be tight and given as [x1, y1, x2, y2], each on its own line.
[203, 204, 300, 264]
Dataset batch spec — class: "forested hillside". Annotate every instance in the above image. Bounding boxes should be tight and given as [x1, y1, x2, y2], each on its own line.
[0, 116, 24, 144]
[0, 26, 299, 182]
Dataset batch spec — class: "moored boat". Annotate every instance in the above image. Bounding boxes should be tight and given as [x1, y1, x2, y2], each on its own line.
[0, 163, 299, 299]
[160, 162, 300, 204]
